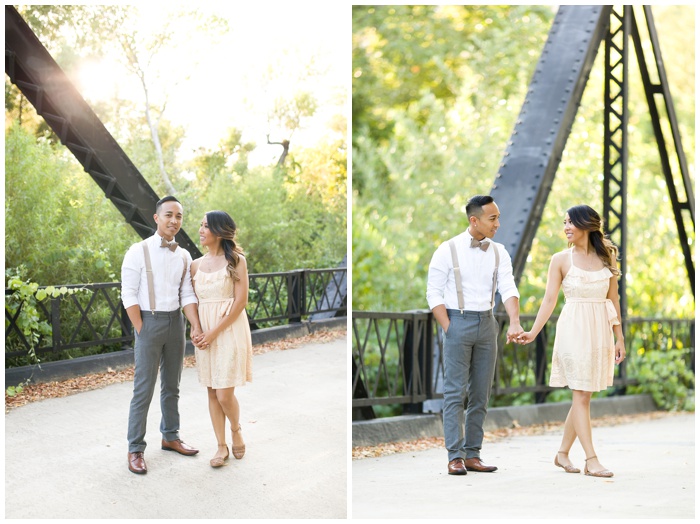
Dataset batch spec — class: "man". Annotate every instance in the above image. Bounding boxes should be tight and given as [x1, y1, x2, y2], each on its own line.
[426, 195, 523, 476]
[121, 196, 203, 474]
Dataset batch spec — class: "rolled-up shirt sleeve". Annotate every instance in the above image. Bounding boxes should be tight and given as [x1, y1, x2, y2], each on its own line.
[426, 243, 450, 311]
[121, 244, 142, 310]
[496, 245, 520, 303]
[179, 252, 198, 308]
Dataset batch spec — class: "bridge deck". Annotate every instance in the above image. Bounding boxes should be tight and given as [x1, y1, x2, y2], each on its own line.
[5, 337, 347, 519]
[352, 410, 694, 519]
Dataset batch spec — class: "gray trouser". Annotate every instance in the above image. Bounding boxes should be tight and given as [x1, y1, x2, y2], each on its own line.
[127, 310, 185, 453]
[442, 309, 498, 461]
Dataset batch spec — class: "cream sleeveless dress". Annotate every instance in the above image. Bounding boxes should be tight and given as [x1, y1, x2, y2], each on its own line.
[549, 248, 620, 392]
[194, 266, 253, 389]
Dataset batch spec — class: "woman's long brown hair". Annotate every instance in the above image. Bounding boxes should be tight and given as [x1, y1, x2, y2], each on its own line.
[205, 210, 244, 281]
[567, 204, 620, 276]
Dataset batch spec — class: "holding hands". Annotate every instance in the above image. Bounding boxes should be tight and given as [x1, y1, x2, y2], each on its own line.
[514, 331, 535, 345]
[192, 330, 212, 349]
[506, 322, 525, 344]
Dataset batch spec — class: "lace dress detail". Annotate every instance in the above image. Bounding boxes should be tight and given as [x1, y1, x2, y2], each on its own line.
[549, 249, 620, 392]
[194, 266, 252, 388]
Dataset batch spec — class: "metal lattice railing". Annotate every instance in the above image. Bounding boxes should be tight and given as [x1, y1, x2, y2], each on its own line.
[5, 267, 346, 366]
[352, 309, 694, 417]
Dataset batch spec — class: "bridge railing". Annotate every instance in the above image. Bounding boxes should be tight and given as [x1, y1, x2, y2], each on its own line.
[5, 267, 346, 367]
[352, 309, 694, 419]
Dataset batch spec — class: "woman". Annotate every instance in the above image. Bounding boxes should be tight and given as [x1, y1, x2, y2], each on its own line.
[191, 210, 253, 468]
[517, 205, 625, 477]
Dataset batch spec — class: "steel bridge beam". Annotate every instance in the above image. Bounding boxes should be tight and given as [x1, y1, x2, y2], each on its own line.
[603, 6, 630, 317]
[4, 5, 201, 258]
[631, 6, 695, 294]
[490, 4, 694, 309]
[489, 5, 613, 282]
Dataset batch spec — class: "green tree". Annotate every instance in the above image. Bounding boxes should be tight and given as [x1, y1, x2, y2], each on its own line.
[4, 123, 138, 285]
[5, 4, 346, 292]
[352, 5, 694, 319]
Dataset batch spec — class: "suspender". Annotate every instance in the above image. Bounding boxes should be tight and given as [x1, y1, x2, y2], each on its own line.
[448, 237, 500, 312]
[448, 240, 465, 312]
[141, 240, 188, 314]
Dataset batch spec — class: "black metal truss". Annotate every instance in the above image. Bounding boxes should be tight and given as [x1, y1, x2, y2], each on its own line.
[603, 6, 630, 315]
[5, 6, 201, 258]
[489, 5, 613, 282]
[490, 4, 694, 317]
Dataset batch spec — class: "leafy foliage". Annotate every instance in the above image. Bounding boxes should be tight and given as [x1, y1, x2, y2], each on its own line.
[182, 154, 346, 273]
[5, 5, 346, 288]
[4, 123, 138, 285]
[627, 349, 695, 411]
[5, 266, 86, 367]
[352, 6, 695, 319]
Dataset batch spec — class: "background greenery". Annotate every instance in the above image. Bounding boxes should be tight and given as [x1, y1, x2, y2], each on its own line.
[5, 5, 347, 288]
[352, 5, 694, 319]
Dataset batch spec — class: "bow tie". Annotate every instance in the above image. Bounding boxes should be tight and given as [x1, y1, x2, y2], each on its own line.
[470, 237, 490, 251]
[161, 237, 178, 252]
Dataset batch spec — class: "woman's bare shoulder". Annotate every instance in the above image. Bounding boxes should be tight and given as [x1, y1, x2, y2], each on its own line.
[191, 256, 203, 273]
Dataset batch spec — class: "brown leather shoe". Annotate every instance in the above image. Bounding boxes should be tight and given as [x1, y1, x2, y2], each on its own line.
[128, 452, 147, 474]
[161, 438, 199, 456]
[448, 458, 467, 475]
[464, 457, 498, 472]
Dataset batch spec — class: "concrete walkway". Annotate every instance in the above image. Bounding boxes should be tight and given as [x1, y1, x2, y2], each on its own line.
[352, 411, 695, 519]
[5, 338, 347, 520]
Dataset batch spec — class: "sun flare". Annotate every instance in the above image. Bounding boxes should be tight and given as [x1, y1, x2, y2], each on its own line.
[75, 59, 121, 102]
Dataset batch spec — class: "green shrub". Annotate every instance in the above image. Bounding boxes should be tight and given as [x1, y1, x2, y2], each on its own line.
[628, 348, 695, 411]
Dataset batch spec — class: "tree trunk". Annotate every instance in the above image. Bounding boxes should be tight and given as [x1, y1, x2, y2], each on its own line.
[267, 135, 290, 166]
[138, 68, 177, 195]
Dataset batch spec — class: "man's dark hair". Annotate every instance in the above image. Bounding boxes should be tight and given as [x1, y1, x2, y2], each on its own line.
[465, 195, 494, 218]
[156, 195, 181, 213]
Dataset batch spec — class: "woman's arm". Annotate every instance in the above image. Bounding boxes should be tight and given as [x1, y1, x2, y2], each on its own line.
[199, 256, 249, 345]
[607, 274, 626, 364]
[519, 253, 564, 343]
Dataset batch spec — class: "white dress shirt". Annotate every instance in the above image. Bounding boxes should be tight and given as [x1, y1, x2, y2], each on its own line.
[121, 233, 198, 312]
[426, 229, 519, 312]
